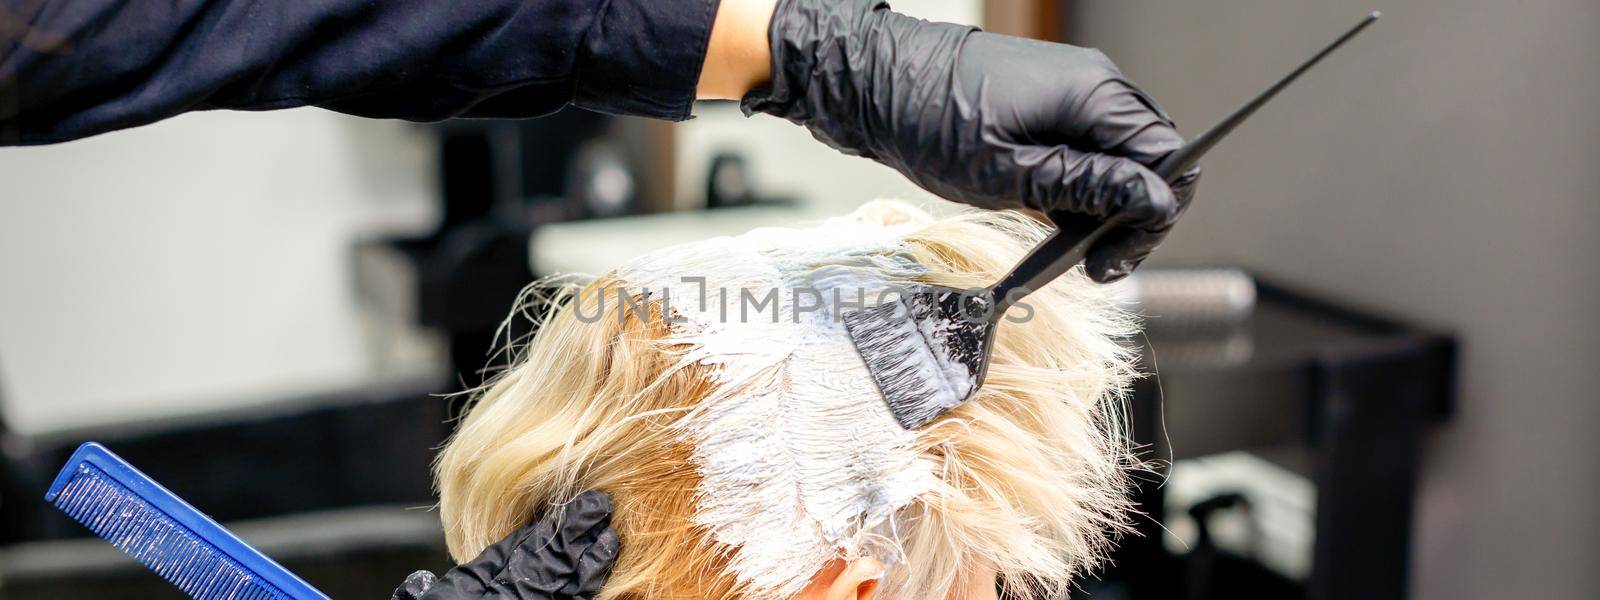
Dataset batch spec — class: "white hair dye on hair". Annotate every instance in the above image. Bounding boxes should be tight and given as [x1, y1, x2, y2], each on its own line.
[436, 201, 1142, 599]
[614, 216, 941, 598]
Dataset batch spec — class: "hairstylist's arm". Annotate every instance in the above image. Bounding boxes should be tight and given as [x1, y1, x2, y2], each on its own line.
[393, 490, 618, 600]
[1, 0, 721, 145]
[715, 0, 1202, 282]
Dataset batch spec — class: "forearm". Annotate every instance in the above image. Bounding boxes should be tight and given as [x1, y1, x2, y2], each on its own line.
[696, 0, 776, 100]
[0, 0, 720, 145]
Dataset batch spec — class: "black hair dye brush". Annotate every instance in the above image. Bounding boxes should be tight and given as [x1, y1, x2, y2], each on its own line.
[845, 12, 1381, 429]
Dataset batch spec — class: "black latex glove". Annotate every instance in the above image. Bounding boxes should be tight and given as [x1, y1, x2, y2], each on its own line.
[393, 490, 620, 600]
[743, 0, 1202, 282]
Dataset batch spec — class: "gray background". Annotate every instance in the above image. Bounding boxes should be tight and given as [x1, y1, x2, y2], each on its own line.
[1068, 0, 1600, 597]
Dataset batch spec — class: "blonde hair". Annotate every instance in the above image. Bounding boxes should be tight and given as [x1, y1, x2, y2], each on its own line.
[436, 201, 1141, 599]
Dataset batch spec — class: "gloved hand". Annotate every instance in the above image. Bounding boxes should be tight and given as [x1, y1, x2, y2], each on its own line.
[392, 490, 620, 600]
[743, 0, 1201, 282]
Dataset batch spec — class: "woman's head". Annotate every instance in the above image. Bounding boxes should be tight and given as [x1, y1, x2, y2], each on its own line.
[436, 201, 1141, 599]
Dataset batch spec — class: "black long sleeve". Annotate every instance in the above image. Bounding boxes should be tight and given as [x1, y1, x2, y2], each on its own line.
[0, 0, 720, 145]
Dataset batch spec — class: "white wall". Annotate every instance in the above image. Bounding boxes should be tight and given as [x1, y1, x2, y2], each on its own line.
[1067, 1, 1600, 597]
[0, 109, 440, 433]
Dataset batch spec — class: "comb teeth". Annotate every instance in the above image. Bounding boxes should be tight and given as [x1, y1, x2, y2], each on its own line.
[51, 464, 287, 600]
[843, 291, 983, 429]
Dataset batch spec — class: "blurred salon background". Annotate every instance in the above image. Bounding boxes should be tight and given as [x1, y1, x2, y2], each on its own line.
[1, 0, 1595, 598]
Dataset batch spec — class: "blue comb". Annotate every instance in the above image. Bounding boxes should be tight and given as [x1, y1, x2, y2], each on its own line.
[45, 442, 330, 600]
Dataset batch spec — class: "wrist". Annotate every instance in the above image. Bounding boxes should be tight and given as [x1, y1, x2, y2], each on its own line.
[696, 0, 778, 100]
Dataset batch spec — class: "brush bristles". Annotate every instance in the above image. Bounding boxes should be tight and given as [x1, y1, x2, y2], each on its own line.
[843, 297, 971, 429]
[51, 464, 287, 600]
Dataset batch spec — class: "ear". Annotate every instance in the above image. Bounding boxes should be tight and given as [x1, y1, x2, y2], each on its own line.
[796, 557, 884, 600]
[827, 557, 883, 600]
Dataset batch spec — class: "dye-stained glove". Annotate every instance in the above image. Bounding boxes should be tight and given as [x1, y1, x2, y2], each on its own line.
[392, 490, 620, 600]
[744, 0, 1202, 282]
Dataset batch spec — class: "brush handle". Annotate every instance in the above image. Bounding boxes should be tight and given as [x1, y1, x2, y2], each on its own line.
[1152, 11, 1380, 179]
[989, 11, 1381, 312]
[989, 142, 1187, 314]
[990, 214, 1118, 315]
